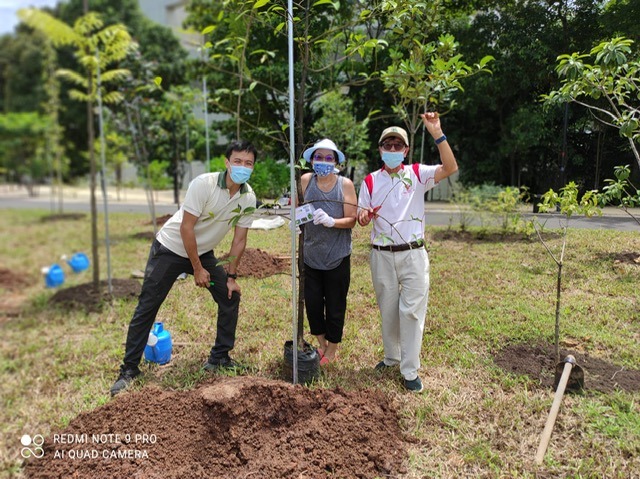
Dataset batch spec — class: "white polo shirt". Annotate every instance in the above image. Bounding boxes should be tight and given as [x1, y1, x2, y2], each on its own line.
[157, 172, 256, 257]
[358, 164, 438, 246]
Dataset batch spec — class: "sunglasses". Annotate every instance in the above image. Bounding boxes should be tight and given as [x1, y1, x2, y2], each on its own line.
[312, 154, 335, 162]
[379, 141, 407, 152]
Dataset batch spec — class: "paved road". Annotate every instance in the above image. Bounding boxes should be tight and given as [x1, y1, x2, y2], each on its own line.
[1, 185, 639, 231]
[0, 186, 179, 216]
[424, 206, 640, 231]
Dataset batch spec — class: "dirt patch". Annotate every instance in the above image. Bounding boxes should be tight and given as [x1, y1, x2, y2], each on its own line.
[0, 268, 34, 320]
[132, 231, 155, 241]
[48, 278, 141, 312]
[494, 343, 640, 393]
[46, 249, 288, 312]
[149, 214, 172, 226]
[131, 215, 172, 239]
[219, 248, 290, 279]
[430, 229, 560, 243]
[39, 213, 86, 222]
[613, 251, 640, 265]
[0, 267, 32, 291]
[23, 376, 409, 479]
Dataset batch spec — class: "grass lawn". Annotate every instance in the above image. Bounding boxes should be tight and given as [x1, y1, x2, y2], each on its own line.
[1, 208, 639, 478]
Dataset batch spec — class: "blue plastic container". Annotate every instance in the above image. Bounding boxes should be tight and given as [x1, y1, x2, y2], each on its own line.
[67, 253, 90, 273]
[43, 264, 65, 288]
[144, 322, 172, 365]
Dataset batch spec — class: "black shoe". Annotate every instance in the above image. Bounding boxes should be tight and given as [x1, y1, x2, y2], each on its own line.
[375, 360, 394, 371]
[110, 369, 140, 397]
[404, 376, 424, 393]
[203, 356, 245, 372]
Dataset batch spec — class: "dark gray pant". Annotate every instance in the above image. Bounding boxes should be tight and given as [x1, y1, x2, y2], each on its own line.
[121, 239, 239, 373]
[304, 255, 350, 344]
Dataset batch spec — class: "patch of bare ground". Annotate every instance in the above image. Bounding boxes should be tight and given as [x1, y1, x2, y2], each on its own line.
[23, 376, 409, 479]
[0, 267, 34, 321]
[494, 343, 640, 393]
[48, 278, 141, 313]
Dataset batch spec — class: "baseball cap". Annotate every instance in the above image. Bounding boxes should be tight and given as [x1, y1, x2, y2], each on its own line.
[302, 138, 346, 164]
[378, 126, 409, 146]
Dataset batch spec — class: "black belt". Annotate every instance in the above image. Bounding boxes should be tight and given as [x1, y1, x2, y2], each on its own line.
[371, 240, 424, 252]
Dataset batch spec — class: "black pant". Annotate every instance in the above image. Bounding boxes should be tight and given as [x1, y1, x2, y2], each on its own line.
[121, 239, 239, 373]
[304, 255, 350, 344]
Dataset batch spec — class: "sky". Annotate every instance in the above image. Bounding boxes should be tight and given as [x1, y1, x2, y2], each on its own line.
[0, 0, 61, 35]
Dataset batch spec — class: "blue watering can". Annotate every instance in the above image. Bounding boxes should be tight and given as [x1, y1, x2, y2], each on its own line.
[144, 322, 172, 365]
[42, 264, 65, 288]
[64, 253, 90, 273]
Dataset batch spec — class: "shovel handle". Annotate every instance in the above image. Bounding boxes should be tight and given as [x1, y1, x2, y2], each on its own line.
[534, 357, 575, 465]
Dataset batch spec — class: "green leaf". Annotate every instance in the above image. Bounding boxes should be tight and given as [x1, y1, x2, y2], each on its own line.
[313, 0, 335, 7]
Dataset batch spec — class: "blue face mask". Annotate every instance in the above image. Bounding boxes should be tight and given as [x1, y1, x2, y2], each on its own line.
[229, 165, 253, 184]
[381, 151, 404, 169]
[313, 161, 334, 177]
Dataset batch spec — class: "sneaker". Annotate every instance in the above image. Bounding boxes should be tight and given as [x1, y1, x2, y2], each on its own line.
[375, 360, 393, 371]
[404, 376, 424, 393]
[110, 369, 140, 397]
[203, 356, 244, 372]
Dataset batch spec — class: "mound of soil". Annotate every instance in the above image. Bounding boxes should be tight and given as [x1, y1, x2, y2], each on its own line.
[219, 248, 290, 279]
[23, 376, 409, 479]
[494, 343, 640, 393]
[49, 279, 141, 313]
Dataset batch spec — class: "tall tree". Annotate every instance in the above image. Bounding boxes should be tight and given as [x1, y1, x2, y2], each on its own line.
[18, 7, 134, 290]
[0, 112, 49, 193]
[544, 37, 640, 170]
[444, 0, 615, 192]
[0, 27, 49, 113]
[41, 38, 67, 213]
[185, 0, 386, 159]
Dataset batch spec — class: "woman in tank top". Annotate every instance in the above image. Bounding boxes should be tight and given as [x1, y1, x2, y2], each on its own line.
[300, 138, 357, 365]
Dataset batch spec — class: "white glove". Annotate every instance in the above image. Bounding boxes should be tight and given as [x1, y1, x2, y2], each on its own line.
[289, 221, 302, 235]
[313, 208, 335, 228]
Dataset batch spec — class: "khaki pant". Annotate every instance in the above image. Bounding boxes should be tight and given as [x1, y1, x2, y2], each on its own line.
[370, 247, 429, 380]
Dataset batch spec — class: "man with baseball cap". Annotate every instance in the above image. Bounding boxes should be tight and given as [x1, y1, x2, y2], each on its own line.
[357, 112, 458, 393]
[378, 126, 409, 146]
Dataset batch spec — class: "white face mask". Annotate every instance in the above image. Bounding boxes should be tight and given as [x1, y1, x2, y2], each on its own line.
[381, 151, 404, 169]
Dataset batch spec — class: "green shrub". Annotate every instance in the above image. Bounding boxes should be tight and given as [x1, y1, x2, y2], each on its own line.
[454, 183, 531, 234]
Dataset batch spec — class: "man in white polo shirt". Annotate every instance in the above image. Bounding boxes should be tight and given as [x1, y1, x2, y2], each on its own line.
[357, 113, 458, 393]
[110, 140, 258, 396]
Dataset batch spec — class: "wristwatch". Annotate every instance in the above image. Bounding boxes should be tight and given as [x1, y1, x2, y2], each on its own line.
[227, 273, 238, 280]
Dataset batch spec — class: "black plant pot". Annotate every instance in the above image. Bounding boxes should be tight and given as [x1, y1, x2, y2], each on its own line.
[283, 340, 320, 385]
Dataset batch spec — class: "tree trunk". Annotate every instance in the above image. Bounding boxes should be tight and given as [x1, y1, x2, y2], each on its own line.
[84, 0, 100, 292]
[173, 125, 180, 205]
[88, 95, 99, 291]
[554, 261, 562, 364]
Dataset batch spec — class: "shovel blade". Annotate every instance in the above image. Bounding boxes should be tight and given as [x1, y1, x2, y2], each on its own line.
[553, 356, 584, 392]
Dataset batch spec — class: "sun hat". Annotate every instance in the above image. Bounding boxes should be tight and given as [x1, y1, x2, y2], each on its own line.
[378, 126, 409, 146]
[302, 138, 346, 164]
